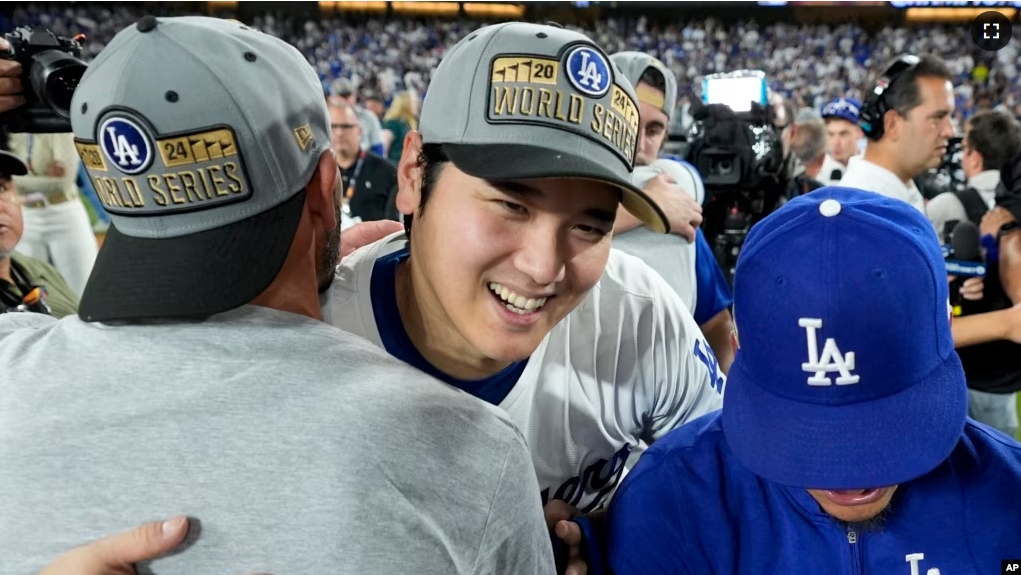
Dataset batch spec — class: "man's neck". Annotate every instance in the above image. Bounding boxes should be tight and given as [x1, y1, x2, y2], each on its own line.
[395, 257, 512, 381]
[335, 151, 359, 170]
[0, 256, 11, 284]
[862, 145, 913, 185]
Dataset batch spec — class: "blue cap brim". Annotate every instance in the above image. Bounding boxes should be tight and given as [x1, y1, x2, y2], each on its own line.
[721, 351, 968, 490]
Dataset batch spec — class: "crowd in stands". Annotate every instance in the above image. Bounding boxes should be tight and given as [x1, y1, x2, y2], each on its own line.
[6, 3, 1021, 132]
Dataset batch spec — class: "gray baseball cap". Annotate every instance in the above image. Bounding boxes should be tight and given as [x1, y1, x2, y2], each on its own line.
[419, 22, 669, 234]
[610, 51, 678, 123]
[70, 16, 332, 322]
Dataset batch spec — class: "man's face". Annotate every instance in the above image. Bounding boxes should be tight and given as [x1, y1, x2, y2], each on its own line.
[807, 485, 899, 524]
[824, 118, 862, 165]
[892, 77, 956, 175]
[0, 178, 24, 259]
[365, 98, 385, 119]
[960, 122, 983, 178]
[635, 82, 669, 167]
[329, 105, 363, 158]
[400, 163, 618, 367]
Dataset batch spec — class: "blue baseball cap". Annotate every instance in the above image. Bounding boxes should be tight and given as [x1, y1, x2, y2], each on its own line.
[722, 187, 967, 490]
[821, 98, 862, 125]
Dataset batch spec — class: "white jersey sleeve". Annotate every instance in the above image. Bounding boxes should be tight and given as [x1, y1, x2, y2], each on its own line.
[597, 249, 726, 443]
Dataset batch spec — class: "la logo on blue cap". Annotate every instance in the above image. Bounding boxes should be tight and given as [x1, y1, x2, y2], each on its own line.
[566, 46, 611, 98]
[100, 116, 154, 175]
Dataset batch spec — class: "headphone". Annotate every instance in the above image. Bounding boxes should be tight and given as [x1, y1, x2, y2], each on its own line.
[858, 54, 921, 141]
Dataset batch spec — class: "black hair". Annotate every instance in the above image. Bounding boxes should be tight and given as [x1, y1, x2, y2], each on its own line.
[638, 66, 666, 94]
[967, 109, 1021, 172]
[402, 143, 449, 239]
[884, 55, 953, 118]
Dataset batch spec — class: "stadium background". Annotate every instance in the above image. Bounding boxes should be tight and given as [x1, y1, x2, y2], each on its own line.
[3, 0, 1019, 437]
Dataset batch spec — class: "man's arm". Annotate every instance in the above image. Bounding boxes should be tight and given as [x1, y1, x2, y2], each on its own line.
[613, 174, 702, 242]
[953, 304, 1021, 348]
[692, 228, 736, 374]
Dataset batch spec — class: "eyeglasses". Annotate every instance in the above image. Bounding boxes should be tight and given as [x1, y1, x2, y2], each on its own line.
[331, 123, 360, 132]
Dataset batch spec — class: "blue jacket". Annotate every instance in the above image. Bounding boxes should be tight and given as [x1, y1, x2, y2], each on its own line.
[602, 411, 1021, 575]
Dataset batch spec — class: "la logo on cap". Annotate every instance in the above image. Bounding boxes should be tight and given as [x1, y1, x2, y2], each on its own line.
[565, 46, 610, 97]
[100, 116, 154, 175]
[799, 318, 859, 386]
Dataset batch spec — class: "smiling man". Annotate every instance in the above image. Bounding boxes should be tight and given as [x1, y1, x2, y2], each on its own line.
[603, 187, 1021, 575]
[840, 55, 956, 215]
[322, 22, 725, 528]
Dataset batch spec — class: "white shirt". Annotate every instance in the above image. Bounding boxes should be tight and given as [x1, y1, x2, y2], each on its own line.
[320, 232, 725, 513]
[838, 155, 927, 214]
[819, 154, 848, 187]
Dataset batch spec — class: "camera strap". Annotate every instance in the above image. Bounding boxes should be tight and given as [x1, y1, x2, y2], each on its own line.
[0, 259, 42, 308]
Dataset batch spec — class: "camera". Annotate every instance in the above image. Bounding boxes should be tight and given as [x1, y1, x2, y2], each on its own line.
[684, 92, 787, 285]
[0, 26, 88, 133]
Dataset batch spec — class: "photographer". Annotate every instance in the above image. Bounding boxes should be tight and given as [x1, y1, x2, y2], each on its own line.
[0, 148, 78, 318]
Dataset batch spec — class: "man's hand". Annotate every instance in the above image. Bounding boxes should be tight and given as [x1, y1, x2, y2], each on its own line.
[0, 38, 25, 114]
[959, 276, 984, 301]
[45, 161, 66, 178]
[644, 173, 703, 243]
[980, 206, 1017, 238]
[545, 500, 588, 575]
[339, 219, 403, 259]
[38, 516, 187, 575]
[38, 517, 271, 575]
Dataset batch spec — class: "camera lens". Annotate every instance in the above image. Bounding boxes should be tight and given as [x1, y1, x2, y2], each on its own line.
[29, 49, 88, 119]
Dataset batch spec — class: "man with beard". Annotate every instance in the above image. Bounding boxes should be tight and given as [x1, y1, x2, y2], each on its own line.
[602, 187, 1021, 574]
[0, 16, 553, 575]
[608, 51, 737, 373]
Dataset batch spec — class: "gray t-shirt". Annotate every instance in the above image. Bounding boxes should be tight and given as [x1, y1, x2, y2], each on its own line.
[0, 306, 554, 575]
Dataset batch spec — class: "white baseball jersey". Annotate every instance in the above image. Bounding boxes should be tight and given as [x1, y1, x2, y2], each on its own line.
[321, 232, 725, 513]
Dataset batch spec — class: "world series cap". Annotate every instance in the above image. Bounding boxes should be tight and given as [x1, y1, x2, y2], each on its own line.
[610, 51, 678, 124]
[70, 16, 332, 322]
[722, 187, 967, 490]
[418, 22, 670, 234]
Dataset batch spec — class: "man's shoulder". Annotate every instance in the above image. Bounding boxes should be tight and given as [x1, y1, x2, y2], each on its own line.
[364, 151, 397, 176]
[951, 420, 1021, 480]
[601, 247, 690, 299]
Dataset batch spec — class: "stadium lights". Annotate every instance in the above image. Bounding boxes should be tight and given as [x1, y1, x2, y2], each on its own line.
[321, 1, 388, 12]
[463, 2, 526, 17]
[905, 6, 1016, 19]
[391, 1, 461, 15]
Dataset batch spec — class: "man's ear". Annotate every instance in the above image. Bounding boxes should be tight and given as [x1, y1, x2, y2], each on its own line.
[883, 109, 903, 141]
[396, 131, 424, 216]
[307, 151, 340, 232]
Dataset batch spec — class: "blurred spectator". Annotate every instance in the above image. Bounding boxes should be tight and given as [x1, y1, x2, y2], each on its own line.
[381, 90, 419, 165]
[791, 114, 827, 183]
[819, 98, 864, 186]
[363, 90, 386, 120]
[329, 77, 385, 156]
[328, 100, 398, 226]
[6, 131, 97, 297]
